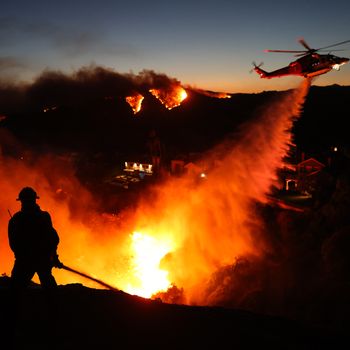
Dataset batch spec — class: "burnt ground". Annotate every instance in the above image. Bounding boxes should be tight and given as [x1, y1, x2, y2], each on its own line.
[0, 277, 347, 350]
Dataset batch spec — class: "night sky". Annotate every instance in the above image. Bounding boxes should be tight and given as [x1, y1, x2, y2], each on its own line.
[1, 0, 350, 93]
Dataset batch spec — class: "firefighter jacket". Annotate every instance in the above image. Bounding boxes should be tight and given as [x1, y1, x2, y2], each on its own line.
[8, 203, 59, 262]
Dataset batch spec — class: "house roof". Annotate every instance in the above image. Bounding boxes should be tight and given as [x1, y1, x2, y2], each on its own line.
[297, 157, 325, 168]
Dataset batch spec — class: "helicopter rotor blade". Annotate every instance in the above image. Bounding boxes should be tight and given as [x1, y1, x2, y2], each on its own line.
[298, 38, 313, 51]
[316, 39, 350, 51]
[318, 49, 348, 53]
[264, 49, 308, 53]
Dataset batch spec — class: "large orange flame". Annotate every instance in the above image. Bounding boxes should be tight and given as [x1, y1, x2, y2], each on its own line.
[125, 94, 144, 114]
[149, 86, 187, 110]
[125, 232, 174, 297]
[0, 80, 311, 303]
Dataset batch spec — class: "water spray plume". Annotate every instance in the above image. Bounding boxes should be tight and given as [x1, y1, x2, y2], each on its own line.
[125, 79, 311, 303]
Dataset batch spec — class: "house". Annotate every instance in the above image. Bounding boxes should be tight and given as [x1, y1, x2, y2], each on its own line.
[184, 162, 203, 177]
[281, 154, 327, 194]
[296, 157, 326, 194]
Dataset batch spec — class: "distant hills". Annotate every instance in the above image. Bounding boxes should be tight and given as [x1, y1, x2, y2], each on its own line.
[1, 81, 349, 160]
[293, 84, 350, 153]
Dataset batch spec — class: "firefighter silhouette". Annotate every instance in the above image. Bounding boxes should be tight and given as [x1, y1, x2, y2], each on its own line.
[8, 187, 60, 289]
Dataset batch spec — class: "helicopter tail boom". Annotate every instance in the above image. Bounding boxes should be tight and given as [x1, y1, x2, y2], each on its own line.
[252, 63, 271, 78]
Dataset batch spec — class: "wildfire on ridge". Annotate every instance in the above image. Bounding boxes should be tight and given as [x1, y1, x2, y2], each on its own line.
[149, 86, 187, 110]
[211, 92, 231, 99]
[43, 106, 58, 113]
[125, 94, 144, 114]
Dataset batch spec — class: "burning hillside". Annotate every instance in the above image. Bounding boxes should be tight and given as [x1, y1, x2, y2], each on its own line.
[125, 85, 187, 115]
[125, 93, 144, 114]
[1, 66, 242, 157]
[149, 86, 187, 110]
[0, 66, 190, 115]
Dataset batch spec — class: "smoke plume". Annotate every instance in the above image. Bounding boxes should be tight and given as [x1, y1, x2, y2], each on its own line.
[0, 66, 184, 112]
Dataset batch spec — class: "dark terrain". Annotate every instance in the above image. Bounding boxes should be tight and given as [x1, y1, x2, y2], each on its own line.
[0, 277, 347, 349]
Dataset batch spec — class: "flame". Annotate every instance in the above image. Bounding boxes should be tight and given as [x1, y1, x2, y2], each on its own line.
[126, 94, 144, 114]
[125, 232, 174, 298]
[210, 92, 231, 99]
[43, 106, 58, 113]
[149, 86, 187, 110]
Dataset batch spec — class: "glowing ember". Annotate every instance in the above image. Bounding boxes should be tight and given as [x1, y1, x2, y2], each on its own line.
[125, 232, 173, 298]
[126, 94, 144, 114]
[149, 86, 187, 110]
[43, 106, 58, 113]
[211, 92, 231, 99]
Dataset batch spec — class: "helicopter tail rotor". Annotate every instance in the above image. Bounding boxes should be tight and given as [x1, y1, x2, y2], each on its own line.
[250, 61, 263, 73]
[250, 62, 269, 78]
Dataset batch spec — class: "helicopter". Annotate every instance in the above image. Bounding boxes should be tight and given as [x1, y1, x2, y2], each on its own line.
[253, 38, 350, 79]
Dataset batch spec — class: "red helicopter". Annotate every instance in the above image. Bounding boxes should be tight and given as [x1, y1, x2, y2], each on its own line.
[253, 38, 350, 79]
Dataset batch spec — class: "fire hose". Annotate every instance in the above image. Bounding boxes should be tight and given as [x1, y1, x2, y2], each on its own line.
[54, 258, 120, 293]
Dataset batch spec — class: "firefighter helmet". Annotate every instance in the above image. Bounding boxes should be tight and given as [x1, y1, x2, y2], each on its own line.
[16, 187, 40, 201]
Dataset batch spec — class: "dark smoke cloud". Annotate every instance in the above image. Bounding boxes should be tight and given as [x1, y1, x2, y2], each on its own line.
[27, 66, 137, 107]
[133, 69, 183, 90]
[0, 66, 184, 113]
[0, 65, 189, 159]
